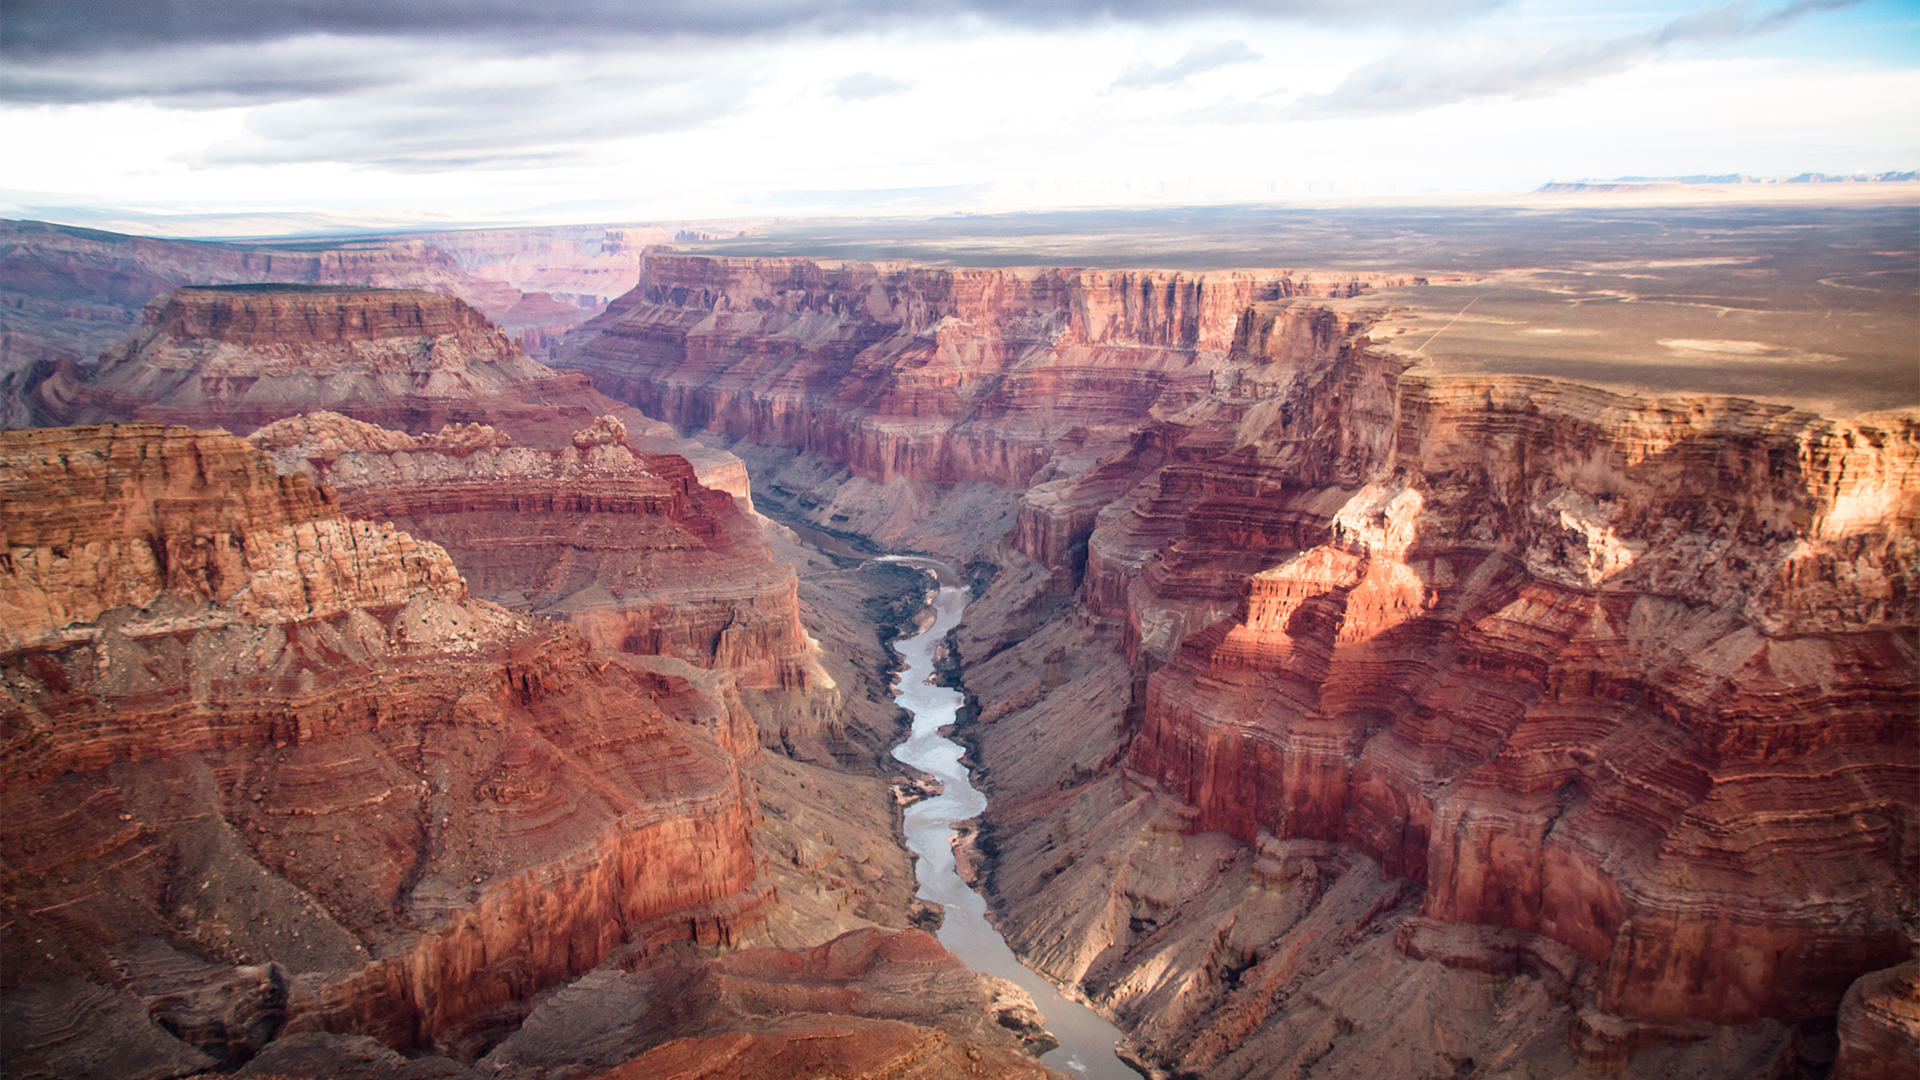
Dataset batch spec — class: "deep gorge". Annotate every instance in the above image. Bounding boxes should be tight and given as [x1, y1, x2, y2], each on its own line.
[554, 251, 1919, 1078]
[0, 236, 1913, 1080]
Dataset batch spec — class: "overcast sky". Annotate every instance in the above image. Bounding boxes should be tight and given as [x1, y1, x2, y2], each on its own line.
[2, 0, 1916, 230]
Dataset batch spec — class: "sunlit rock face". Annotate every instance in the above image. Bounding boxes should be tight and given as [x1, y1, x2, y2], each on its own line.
[1114, 317, 1918, 1027]
[0, 425, 768, 1071]
[16, 281, 807, 697]
[566, 260, 1918, 1075]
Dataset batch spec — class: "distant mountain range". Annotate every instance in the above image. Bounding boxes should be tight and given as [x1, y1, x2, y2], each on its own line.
[1541, 171, 1916, 192]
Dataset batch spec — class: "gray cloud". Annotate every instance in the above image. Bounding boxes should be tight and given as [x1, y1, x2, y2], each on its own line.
[162, 50, 756, 171]
[831, 72, 913, 100]
[0, 38, 419, 107]
[1285, 0, 1863, 119]
[1111, 40, 1264, 90]
[4, 0, 1506, 61]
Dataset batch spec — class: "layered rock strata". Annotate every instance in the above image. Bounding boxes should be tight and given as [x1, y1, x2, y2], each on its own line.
[562, 256, 1919, 1075]
[561, 252, 1421, 490]
[27, 286, 651, 450]
[0, 425, 769, 1072]
[248, 411, 822, 694]
[984, 304, 1919, 1073]
[0, 218, 649, 399]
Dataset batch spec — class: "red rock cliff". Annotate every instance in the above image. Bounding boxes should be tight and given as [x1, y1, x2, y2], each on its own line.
[249, 411, 824, 693]
[563, 262, 1918, 1068]
[31, 286, 613, 443]
[1107, 308, 1918, 1026]
[561, 252, 1420, 487]
[0, 425, 767, 1068]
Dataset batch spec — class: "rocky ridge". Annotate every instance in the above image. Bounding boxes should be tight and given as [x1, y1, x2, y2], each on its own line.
[1, 422, 1050, 1079]
[560, 253, 1919, 1078]
[28, 286, 623, 447]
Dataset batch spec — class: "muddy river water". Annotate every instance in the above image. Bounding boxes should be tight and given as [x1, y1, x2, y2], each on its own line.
[890, 583, 1137, 1078]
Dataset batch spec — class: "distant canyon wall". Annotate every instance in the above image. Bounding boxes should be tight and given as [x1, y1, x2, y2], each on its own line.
[562, 252, 1421, 488]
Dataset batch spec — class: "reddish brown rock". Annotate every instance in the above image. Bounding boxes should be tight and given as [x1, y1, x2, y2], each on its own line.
[0, 218, 649, 395]
[0, 425, 768, 1070]
[1834, 961, 1920, 1080]
[1115, 322, 1919, 1029]
[532, 928, 1063, 1080]
[561, 252, 1420, 489]
[247, 411, 823, 694]
[1, 422, 465, 653]
[29, 286, 652, 449]
[564, 259, 1917, 1074]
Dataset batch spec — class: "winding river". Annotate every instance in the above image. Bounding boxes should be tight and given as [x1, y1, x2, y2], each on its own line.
[890, 582, 1137, 1079]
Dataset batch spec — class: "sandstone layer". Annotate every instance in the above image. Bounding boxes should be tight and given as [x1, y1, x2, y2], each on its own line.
[561, 254, 1919, 1076]
[561, 252, 1422, 490]
[248, 411, 821, 695]
[28, 286, 637, 448]
[0, 218, 653, 406]
[1, 425, 770, 1074]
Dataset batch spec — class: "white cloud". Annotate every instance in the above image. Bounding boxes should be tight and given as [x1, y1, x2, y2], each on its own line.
[1111, 40, 1265, 90]
[1285, 0, 1867, 118]
[831, 72, 914, 100]
[0, 3, 1910, 223]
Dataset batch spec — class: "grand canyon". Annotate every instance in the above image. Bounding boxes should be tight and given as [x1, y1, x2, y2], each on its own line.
[2, 199, 1915, 1080]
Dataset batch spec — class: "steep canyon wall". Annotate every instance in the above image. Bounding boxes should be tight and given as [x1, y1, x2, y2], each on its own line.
[1, 280, 1065, 1076]
[561, 252, 1919, 1077]
[0, 425, 768, 1069]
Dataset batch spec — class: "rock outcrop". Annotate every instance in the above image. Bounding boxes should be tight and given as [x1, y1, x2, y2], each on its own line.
[560, 255, 1919, 1076]
[1834, 960, 1920, 1080]
[0, 218, 650, 398]
[0, 425, 770, 1072]
[248, 411, 823, 694]
[11, 280, 802, 698]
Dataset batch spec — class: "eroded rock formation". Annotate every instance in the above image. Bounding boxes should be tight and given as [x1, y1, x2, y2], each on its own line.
[27, 285, 638, 447]
[0, 218, 651, 409]
[562, 252, 1422, 489]
[0, 424, 769, 1072]
[561, 254, 1919, 1077]
[480, 927, 1058, 1079]
[247, 411, 822, 695]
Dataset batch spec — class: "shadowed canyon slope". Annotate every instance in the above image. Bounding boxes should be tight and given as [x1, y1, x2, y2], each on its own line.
[558, 251, 1919, 1078]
